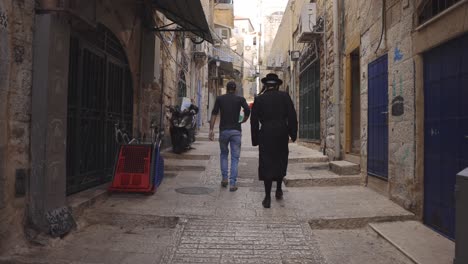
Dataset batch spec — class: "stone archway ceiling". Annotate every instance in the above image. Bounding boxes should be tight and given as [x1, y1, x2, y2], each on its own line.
[153, 0, 214, 43]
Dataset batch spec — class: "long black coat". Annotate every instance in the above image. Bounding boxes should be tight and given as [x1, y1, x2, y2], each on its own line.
[250, 89, 298, 181]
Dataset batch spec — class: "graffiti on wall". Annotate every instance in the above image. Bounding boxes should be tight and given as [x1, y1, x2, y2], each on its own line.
[391, 71, 404, 117]
[394, 46, 404, 62]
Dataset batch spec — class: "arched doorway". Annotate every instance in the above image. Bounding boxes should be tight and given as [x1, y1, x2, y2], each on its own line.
[66, 25, 133, 195]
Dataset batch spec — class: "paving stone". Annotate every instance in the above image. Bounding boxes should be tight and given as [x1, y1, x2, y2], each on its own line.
[314, 228, 414, 264]
[120, 253, 161, 264]
[7, 124, 421, 264]
[165, 218, 324, 264]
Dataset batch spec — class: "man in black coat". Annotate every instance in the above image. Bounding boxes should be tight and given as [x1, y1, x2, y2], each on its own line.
[250, 73, 298, 208]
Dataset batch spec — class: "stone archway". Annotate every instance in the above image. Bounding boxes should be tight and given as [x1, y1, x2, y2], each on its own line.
[66, 24, 133, 195]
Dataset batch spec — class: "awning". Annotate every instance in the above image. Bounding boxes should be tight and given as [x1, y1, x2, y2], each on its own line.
[153, 0, 213, 43]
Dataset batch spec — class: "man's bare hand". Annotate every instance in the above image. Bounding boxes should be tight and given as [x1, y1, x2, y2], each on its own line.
[209, 130, 215, 141]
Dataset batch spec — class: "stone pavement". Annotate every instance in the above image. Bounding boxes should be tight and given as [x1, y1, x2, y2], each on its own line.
[1, 124, 416, 264]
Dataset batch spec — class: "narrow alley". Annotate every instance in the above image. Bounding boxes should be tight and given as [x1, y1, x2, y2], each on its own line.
[2, 124, 427, 264]
[1, 1, 467, 263]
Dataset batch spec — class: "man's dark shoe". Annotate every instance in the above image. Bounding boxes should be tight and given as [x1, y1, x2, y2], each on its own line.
[262, 197, 271, 208]
[275, 189, 283, 200]
[221, 179, 228, 188]
[229, 185, 238, 192]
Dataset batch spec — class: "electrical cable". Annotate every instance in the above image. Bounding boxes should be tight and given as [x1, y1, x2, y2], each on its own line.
[374, 0, 386, 54]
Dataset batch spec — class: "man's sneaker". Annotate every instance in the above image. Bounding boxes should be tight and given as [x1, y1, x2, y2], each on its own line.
[221, 179, 228, 188]
[229, 185, 238, 192]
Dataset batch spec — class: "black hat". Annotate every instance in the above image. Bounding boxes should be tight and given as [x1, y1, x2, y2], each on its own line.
[261, 73, 283, 85]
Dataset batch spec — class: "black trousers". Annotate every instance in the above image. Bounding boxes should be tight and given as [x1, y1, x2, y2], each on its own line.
[264, 179, 282, 198]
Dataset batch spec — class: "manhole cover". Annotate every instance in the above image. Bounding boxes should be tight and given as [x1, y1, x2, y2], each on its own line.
[175, 187, 214, 195]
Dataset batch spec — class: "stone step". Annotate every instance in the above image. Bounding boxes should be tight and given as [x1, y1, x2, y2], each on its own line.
[164, 158, 207, 172]
[162, 153, 210, 160]
[284, 172, 361, 187]
[369, 221, 454, 264]
[288, 162, 330, 171]
[309, 214, 416, 229]
[164, 165, 206, 172]
[329, 160, 360, 175]
[288, 156, 329, 164]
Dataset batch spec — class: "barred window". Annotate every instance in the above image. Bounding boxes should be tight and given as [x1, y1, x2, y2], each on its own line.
[418, 0, 462, 25]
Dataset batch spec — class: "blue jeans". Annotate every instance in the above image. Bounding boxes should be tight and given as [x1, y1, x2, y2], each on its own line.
[219, 129, 242, 186]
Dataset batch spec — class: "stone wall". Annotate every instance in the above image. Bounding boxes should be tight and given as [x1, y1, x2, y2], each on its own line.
[0, 0, 35, 253]
[343, 0, 418, 212]
[316, 0, 338, 159]
[267, 0, 338, 158]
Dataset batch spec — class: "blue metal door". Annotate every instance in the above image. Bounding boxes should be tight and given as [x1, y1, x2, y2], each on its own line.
[368, 54, 389, 179]
[424, 33, 468, 239]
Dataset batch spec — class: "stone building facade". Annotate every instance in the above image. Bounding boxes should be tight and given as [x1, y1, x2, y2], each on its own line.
[268, 0, 338, 157]
[343, 0, 417, 212]
[343, 1, 468, 239]
[270, 0, 468, 239]
[0, 0, 35, 253]
[0, 0, 214, 254]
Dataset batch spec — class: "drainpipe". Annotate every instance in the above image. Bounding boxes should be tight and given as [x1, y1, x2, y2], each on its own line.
[289, 2, 295, 103]
[138, 21, 144, 138]
[333, 0, 341, 160]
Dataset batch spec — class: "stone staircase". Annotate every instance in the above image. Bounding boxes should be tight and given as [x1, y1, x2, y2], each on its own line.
[285, 151, 362, 187]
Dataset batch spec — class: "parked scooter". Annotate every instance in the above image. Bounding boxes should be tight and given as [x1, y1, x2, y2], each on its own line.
[167, 104, 199, 154]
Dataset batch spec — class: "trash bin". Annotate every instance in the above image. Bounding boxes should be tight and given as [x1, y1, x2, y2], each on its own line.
[454, 168, 468, 264]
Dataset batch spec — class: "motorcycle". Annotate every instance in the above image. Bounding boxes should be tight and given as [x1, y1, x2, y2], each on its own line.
[167, 104, 199, 154]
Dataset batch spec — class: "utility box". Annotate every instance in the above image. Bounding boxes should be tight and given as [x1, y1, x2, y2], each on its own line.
[298, 3, 318, 43]
[454, 168, 468, 264]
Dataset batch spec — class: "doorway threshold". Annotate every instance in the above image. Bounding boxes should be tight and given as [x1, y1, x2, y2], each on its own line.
[67, 183, 110, 219]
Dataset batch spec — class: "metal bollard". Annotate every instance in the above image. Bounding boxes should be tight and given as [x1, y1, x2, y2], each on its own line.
[454, 168, 468, 264]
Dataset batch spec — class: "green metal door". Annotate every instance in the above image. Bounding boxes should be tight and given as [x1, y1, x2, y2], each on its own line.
[299, 61, 320, 140]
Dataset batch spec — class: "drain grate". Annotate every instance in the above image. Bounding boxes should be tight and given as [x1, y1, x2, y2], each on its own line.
[175, 187, 214, 195]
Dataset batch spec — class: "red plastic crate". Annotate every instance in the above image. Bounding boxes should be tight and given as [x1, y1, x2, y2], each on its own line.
[108, 144, 154, 193]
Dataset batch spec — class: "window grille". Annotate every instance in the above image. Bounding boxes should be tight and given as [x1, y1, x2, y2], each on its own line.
[418, 0, 462, 25]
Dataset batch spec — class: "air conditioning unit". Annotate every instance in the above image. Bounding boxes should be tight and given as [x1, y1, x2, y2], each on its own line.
[298, 3, 318, 43]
